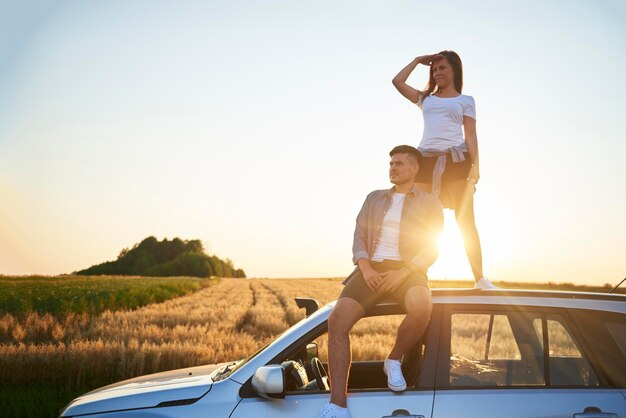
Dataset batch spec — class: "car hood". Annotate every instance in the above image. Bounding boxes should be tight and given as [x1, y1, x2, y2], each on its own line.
[60, 362, 228, 417]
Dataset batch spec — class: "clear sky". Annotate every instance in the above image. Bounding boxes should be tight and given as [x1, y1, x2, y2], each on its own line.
[1, 0, 625, 285]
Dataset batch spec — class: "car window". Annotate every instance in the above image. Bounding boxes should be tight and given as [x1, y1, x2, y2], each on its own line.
[569, 309, 626, 388]
[540, 315, 599, 386]
[605, 322, 626, 357]
[282, 314, 422, 393]
[449, 310, 601, 388]
[449, 312, 544, 387]
[349, 315, 405, 361]
[300, 315, 405, 364]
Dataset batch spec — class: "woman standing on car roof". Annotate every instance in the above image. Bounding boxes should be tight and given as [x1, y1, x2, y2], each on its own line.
[392, 51, 496, 290]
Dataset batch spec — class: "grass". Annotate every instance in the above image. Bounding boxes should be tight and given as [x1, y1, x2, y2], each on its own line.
[0, 385, 82, 418]
[0, 275, 218, 317]
[0, 276, 622, 418]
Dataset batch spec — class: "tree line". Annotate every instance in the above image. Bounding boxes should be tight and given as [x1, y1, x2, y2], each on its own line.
[75, 236, 246, 278]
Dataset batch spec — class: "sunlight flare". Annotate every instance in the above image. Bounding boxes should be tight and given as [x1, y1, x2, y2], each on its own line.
[429, 211, 472, 280]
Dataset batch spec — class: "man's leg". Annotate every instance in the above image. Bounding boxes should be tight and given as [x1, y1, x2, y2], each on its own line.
[388, 285, 432, 360]
[327, 297, 365, 407]
[383, 285, 432, 392]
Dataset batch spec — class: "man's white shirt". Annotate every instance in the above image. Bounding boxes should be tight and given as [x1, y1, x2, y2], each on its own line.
[371, 192, 405, 262]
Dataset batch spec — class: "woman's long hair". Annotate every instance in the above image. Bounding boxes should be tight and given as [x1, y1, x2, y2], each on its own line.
[422, 50, 463, 100]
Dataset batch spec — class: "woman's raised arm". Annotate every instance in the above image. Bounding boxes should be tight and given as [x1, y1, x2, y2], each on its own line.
[392, 55, 438, 103]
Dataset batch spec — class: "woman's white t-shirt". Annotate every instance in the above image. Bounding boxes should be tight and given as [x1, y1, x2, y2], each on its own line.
[417, 94, 476, 151]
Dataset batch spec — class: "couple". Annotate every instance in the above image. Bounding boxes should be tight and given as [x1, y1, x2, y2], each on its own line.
[318, 51, 496, 418]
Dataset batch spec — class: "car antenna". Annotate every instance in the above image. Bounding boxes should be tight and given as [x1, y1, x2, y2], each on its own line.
[609, 277, 626, 294]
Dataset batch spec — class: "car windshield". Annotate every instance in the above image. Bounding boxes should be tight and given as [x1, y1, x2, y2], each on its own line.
[217, 304, 332, 380]
[212, 329, 287, 381]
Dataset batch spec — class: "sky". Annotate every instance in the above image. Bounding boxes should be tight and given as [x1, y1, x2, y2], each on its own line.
[1, 0, 625, 286]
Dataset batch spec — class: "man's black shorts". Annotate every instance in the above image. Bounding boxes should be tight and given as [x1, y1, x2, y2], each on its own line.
[340, 260, 429, 312]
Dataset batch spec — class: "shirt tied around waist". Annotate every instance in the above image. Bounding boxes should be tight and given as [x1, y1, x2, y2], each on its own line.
[417, 143, 469, 198]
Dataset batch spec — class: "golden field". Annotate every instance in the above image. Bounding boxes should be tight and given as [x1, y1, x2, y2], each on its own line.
[1, 278, 341, 391]
[0, 277, 618, 393]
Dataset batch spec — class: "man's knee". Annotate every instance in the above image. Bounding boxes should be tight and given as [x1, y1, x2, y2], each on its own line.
[404, 287, 432, 320]
[329, 298, 364, 334]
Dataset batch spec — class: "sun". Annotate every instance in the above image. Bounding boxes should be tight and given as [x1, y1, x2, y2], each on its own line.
[428, 210, 472, 280]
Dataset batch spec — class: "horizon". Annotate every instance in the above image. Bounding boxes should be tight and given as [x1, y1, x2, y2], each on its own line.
[2, 273, 622, 290]
[1, 1, 625, 286]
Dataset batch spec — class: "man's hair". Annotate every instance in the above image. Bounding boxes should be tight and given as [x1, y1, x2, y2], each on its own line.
[389, 145, 422, 166]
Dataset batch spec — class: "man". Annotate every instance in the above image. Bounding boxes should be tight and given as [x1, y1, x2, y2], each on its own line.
[318, 145, 443, 418]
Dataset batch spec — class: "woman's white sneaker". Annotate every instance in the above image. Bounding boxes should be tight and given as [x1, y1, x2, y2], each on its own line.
[383, 358, 406, 391]
[474, 277, 498, 290]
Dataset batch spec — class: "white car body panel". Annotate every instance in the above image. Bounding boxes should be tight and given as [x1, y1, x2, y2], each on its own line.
[432, 389, 626, 418]
[60, 364, 221, 417]
[232, 390, 435, 418]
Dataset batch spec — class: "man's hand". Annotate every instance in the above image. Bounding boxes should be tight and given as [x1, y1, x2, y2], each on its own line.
[362, 268, 384, 292]
[378, 268, 410, 292]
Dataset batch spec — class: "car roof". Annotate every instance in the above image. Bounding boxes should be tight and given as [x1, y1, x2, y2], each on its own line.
[430, 287, 626, 302]
[340, 288, 626, 316]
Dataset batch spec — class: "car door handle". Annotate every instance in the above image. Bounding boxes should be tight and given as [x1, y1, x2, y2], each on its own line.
[574, 406, 618, 418]
[382, 409, 424, 418]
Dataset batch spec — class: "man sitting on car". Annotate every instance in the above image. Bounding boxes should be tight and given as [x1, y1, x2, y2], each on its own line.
[318, 145, 443, 418]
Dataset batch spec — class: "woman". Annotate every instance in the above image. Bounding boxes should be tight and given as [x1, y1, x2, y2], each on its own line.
[392, 51, 496, 289]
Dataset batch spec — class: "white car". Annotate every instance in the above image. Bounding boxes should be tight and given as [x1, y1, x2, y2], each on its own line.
[60, 289, 626, 418]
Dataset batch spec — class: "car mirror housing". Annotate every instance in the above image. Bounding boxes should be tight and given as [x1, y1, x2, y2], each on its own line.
[251, 365, 286, 399]
[295, 297, 320, 317]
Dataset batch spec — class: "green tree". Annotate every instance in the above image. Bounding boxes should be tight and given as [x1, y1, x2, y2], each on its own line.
[75, 236, 245, 278]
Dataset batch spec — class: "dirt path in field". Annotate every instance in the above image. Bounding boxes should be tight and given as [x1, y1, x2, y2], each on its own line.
[234, 281, 292, 338]
[259, 282, 299, 325]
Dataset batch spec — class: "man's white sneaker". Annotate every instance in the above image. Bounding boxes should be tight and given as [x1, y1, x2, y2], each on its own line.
[383, 358, 406, 391]
[317, 402, 351, 418]
[474, 277, 498, 290]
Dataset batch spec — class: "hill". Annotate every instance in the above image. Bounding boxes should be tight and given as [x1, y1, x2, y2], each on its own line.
[75, 236, 245, 278]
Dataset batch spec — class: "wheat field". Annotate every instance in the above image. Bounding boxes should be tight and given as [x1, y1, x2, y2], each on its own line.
[0, 278, 346, 391]
[0, 277, 615, 394]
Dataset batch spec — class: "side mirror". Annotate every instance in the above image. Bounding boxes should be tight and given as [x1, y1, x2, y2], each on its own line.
[295, 298, 320, 317]
[251, 365, 286, 399]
